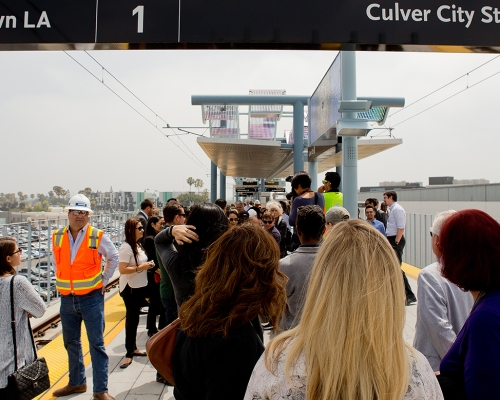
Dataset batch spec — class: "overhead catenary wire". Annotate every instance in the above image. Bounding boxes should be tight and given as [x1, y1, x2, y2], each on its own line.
[63, 51, 209, 173]
[372, 55, 500, 138]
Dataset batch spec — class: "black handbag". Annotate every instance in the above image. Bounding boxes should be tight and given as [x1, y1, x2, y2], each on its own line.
[6, 276, 50, 400]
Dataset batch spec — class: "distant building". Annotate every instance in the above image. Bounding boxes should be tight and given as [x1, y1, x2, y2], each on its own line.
[360, 181, 423, 193]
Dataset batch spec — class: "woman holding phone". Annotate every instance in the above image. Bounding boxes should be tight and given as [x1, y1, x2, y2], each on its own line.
[118, 217, 156, 369]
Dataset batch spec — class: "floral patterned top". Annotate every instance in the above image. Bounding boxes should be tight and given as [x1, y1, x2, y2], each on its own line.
[244, 346, 443, 400]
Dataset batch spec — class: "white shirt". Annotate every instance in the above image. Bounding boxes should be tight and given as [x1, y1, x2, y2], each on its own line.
[386, 202, 406, 236]
[118, 242, 148, 291]
[244, 346, 443, 400]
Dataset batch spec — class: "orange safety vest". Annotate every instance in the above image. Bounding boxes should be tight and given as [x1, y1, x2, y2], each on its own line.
[52, 225, 104, 295]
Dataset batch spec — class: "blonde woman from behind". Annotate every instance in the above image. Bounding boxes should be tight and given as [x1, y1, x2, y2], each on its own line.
[245, 219, 443, 400]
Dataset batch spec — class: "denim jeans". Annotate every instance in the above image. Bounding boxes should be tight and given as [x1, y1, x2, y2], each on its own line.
[60, 289, 108, 394]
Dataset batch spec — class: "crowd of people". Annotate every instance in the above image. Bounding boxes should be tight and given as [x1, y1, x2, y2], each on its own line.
[1, 171, 499, 399]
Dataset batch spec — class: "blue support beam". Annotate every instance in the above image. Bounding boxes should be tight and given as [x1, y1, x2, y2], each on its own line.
[211, 161, 217, 203]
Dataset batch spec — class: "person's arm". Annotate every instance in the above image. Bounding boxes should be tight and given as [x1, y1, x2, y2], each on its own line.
[16, 276, 46, 318]
[462, 309, 500, 399]
[99, 233, 119, 288]
[394, 207, 406, 243]
[118, 243, 153, 275]
[416, 271, 460, 358]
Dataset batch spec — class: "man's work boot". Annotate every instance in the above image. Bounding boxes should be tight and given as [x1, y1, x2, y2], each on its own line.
[92, 392, 116, 400]
[53, 384, 87, 397]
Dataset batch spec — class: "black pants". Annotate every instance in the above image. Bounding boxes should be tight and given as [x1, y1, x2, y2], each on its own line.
[387, 236, 417, 302]
[120, 284, 147, 358]
[146, 272, 167, 334]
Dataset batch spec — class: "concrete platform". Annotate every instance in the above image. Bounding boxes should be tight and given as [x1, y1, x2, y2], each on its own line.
[38, 274, 418, 400]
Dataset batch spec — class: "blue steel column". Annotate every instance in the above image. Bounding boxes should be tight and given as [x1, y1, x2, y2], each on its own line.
[308, 158, 318, 191]
[293, 101, 305, 173]
[341, 51, 358, 219]
[211, 162, 217, 203]
[260, 179, 265, 200]
[220, 171, 226, 200]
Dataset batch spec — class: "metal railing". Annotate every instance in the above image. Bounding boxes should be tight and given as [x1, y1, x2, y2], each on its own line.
[0, 211, 134, 305]
[403, 213, 436, 269]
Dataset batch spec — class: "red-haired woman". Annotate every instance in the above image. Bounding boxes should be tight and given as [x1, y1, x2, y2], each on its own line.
[438, 209, 500, 399]
[118, 218, 156, 369]
[173, 225, 287, 400]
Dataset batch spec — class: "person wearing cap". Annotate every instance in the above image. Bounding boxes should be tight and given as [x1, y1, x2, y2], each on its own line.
[51, 194, 119, 400]
[254, 199, 261, 208]
[318, 171, 343, 211]
[324, 206, 350, 235]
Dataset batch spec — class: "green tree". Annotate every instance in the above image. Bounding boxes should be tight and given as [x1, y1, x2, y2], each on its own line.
[17, 191, 27, 201]
[30, 194, 35, 200]
[48, 191, 54, 198]
[177, 192, 207, 206]
[37, 193, 47, 202]
[194, 179, 204, 193]
[53, 186, 65, 198]
[186, 177, 195, 192]
[78, 187, 93, 197]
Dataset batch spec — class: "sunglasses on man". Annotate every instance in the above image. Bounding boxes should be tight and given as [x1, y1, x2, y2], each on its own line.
[70, 210, 89, 216]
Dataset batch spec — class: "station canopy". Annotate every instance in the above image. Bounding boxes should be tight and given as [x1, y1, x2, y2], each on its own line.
[196, 89, 402, 179]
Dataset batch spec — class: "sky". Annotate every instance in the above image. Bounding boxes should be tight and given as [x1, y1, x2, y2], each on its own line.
[1, 49, 499, 199]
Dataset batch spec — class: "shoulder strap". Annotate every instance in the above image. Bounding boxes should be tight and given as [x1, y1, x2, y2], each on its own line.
[314, 192, 318, 205]
[10, 275, 18, 370]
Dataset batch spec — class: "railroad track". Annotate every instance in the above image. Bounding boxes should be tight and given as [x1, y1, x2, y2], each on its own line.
[32, 277, 120, 344]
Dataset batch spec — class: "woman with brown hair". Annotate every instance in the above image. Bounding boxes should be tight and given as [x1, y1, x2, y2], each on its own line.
[173, 225, 287, 400]
[118, 218, 156, 369]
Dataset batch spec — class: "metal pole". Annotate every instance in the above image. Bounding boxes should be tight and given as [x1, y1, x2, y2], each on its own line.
[211, 162, 217, 203]
[293, 101, 305, 173]
[260, 179, 265, 201]
[340, 51, 358, 219]
[336, 142, 343, 187]
[308, 158, 318, 191]
[220, 171, 226, 200]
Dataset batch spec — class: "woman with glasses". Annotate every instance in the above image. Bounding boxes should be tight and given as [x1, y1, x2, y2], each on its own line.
[118, 218, 155, 369]
[226, 209, 239, 229]
[0, 238, 46, 396]
[261, 211, 281, 246]
[266, 201, 289, 258]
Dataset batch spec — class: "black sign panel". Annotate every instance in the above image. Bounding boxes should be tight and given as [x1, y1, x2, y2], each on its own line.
[0, 0, 95, 43]
[236, 187, 258, 193]
[265, 187, 286, 192]
[97, 0, 178, 43]
[2, 0, 500, 47]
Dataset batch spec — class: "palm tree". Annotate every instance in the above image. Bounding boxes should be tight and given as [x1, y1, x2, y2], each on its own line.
[194, 179, 204, 193]
[187, 177, 196, 192]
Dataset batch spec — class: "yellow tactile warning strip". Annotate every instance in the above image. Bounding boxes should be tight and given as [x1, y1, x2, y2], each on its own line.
[402, 262, 421, 281]
[37, 292, 126, 400]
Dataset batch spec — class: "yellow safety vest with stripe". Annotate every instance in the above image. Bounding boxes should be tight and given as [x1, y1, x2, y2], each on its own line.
[52, 225, 104, 295]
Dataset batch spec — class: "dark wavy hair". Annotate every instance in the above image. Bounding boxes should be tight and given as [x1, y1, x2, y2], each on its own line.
[440, 209, 500, 292]
[291, 171, 311, 190]
[0, 238, 17, 275]
[180, 225, 287, 338]
[174, 203, 228, 300]
[124, 217, 142, 266]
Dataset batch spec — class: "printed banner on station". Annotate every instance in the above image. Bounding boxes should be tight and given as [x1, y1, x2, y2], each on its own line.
[1, 0, 500, 46]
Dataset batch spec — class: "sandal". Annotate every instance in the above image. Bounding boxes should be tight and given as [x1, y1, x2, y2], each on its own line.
[120, 358, 133, 369]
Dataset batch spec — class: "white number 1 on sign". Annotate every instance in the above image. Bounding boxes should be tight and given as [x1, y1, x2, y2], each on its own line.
[133, 5, 144, 33]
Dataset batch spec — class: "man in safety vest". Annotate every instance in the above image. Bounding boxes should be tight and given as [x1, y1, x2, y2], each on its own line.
[318, 171, 343, 211]
[52, 194, 119, 400]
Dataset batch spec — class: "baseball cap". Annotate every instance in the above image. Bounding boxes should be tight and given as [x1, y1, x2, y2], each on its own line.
[325, 206, 350, 225]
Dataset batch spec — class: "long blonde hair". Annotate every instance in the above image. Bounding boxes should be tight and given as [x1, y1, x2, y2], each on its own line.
[266, 219, 409, 400]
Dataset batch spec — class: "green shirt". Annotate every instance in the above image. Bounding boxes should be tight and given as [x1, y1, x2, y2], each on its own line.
[323, 191, 343, 211]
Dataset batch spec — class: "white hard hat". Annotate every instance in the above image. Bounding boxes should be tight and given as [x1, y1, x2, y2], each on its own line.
[65, 194, 94, 214]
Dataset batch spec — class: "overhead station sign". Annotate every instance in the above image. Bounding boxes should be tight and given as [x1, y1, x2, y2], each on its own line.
[1, 0, 500, 47]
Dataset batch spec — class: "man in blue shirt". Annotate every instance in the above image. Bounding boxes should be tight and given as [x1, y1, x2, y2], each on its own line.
[365, 205, 385, 236]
